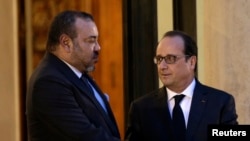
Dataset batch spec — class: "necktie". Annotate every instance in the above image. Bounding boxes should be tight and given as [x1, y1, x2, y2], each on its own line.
[80, 73, 108, 113]
[81, 74, 94, 95]
[80, 74, 120, 136]
[172, 94, 186, 141]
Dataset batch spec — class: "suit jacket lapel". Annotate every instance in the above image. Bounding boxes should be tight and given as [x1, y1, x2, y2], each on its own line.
[47, 53, 103, 111]
[186, 80, 208, 139]
[78, 77, 120, 137]
[84, 74, 121, 137]
[157, 87, 173, 124]
[46, 53, 120, 137]
[154, 87, 175, 140]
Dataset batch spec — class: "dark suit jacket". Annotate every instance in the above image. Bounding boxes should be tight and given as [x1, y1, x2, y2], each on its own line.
[125, 79, 238, 141]
[26, 52, 120, 141]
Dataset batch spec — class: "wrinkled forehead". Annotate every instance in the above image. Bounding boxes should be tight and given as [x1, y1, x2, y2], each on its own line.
[156, 36, 185, 55]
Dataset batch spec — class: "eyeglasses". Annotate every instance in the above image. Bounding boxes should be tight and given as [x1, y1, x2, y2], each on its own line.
[153, 54, 190, 64]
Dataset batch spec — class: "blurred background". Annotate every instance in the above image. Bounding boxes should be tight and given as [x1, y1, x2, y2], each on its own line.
[1, 0, 250, 141]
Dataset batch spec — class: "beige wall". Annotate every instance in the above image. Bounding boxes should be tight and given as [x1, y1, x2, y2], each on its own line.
[0, 0, 21, 141]
[157, 0, 173, 87]
[197, 0, 250, 124]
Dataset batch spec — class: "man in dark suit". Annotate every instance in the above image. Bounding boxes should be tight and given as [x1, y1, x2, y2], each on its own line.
[125, 30, 238, 141]
[26, 10, 120, 141]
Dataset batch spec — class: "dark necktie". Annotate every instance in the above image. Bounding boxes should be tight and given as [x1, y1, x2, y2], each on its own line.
[80, 73, 94, 95]
[172, 94, 186, 141]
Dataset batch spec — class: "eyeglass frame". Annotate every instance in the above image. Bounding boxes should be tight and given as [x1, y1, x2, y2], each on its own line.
[153, 54, 191, 64]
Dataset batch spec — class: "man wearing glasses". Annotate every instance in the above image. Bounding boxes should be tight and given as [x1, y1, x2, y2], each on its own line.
[125, 30, 238, 141]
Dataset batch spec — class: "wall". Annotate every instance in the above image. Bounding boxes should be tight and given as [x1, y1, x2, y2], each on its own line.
[92, 0, 124, 137]
[157, 0, 173, 87]
[0, 0, 21, 141]
[197, 0, 250, 123]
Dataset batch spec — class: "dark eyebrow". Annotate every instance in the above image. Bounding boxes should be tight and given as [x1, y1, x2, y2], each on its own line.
[156, 54, 176, 57]
[89, 36, 97, 39]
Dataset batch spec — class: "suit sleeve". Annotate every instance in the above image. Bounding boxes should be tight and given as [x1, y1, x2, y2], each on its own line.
[32, 77, 120, 141]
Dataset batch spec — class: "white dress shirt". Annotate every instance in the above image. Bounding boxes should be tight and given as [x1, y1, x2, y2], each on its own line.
[167, 79, 196, 127]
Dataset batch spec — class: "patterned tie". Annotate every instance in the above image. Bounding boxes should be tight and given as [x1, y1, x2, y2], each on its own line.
[172, 94, 186, 141]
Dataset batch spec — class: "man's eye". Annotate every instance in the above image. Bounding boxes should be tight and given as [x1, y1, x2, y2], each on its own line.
[157, 57, 163, 61]
[87, 39, 96, 43]
[166, 55, 175, 60]
[84, 38, 97, 43]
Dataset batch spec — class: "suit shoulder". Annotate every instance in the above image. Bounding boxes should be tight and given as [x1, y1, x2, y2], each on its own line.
[200, 83, 234, 99]
[132, 88, 164, 105]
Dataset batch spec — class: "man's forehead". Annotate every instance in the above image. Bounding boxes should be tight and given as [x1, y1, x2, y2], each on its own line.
[75, 19, 98, 36]
[158, 36, 184, 48]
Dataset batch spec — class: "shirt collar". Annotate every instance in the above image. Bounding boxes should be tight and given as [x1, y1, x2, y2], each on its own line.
[167, 78, 196, 101]
[61, 59, 82, 78]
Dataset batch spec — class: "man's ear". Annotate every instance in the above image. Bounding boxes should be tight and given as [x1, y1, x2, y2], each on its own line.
[59, 34, 73, 52]
[189, 56, 197, 70]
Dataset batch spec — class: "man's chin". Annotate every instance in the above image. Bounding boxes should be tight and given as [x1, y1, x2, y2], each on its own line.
[86, 66, 95, 72]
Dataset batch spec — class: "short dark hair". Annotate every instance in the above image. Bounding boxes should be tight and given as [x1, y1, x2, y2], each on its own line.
[46, 10, 94, 52]
[162, 30, 198, 72]
[162, 30, 197, 57]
